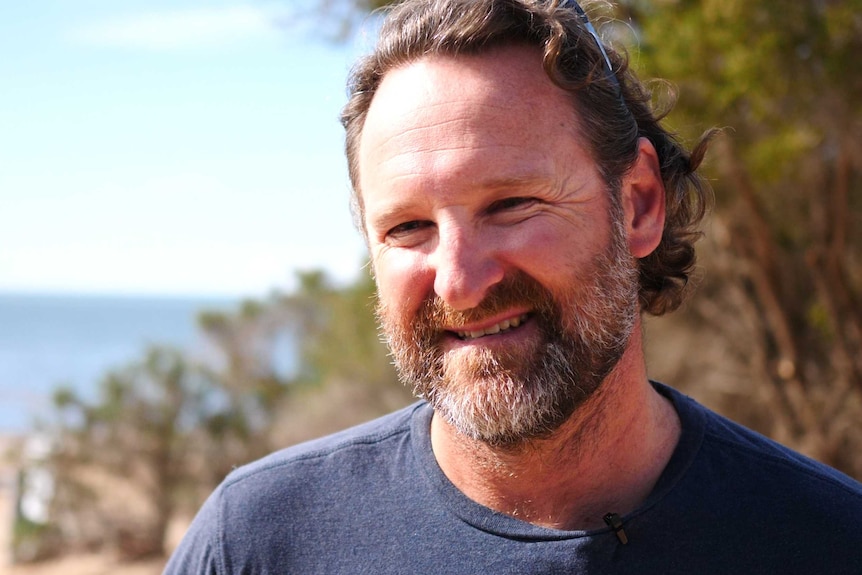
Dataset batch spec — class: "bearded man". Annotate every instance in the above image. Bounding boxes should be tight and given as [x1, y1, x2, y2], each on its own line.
[165, 0, 862, 573]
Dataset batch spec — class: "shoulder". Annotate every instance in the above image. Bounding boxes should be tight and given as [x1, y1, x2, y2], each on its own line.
[659, 382, 862, 499]
[697, 398, 862, 500]
[219, 401, 425, 501]
[642, 384, 862, 571]
[164, 402, 429, 574]
[662, 384, 862, 533]
[230, 402, 420, 477]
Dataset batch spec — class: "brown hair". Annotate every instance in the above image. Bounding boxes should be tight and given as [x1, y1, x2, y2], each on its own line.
[341, 0, 712, 315]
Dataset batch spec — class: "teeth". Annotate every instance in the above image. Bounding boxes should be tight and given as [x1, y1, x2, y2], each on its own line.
[457, 314, 527, 340]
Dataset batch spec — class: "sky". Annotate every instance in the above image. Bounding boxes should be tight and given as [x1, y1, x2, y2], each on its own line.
[1, 0, 377, 298]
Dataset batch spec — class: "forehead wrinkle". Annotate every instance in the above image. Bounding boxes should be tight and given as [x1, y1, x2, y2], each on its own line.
[374, 109, 506, 152]
[373, 137, 552, 190]
[370, 85, 546, 145]
[377, 144, 529, 176]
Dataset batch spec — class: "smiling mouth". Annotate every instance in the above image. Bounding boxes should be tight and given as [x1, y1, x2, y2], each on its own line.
[455, 313, 530, 340]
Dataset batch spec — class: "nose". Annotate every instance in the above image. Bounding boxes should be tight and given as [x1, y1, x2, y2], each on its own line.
[430, 222, 504, 311]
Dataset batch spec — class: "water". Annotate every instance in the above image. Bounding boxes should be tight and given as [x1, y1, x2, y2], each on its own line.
[0, 293, 238, 434]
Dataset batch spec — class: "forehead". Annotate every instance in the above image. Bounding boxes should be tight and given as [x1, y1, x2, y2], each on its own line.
[357, 45, 588, 203]
[367, 46, 579, 137]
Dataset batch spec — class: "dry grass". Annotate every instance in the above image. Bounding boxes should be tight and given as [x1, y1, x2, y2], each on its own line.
[0, 437, 188, 575]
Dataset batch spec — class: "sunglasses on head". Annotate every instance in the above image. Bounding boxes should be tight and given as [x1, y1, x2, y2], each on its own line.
[559, 0, 621, 92]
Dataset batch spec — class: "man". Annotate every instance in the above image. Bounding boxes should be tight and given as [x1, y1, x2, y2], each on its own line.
[165, 0, 862, 572]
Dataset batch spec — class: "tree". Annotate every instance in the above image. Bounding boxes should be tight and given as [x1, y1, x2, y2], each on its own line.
[28, 268, 408, 563]
[620, 0, 862, 475]
[197, 269, 410, 447]
[45, 347, 252, 559]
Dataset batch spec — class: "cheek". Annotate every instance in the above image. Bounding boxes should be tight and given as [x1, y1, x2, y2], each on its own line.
[502, 224, 594, 285]
[372, 250, 433, 318]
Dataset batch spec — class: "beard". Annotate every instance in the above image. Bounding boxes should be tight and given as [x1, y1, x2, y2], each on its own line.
[376, 215, 640, 448]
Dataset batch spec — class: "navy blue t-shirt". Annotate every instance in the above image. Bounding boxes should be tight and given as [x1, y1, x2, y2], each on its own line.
[165, 383, 862, 574]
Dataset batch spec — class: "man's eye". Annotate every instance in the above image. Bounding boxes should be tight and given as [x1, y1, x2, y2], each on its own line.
[387, 220, 432, 238]
[487, 196, 539, 213]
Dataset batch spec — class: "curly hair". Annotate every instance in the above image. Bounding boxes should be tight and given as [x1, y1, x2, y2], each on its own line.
[341, 0, 713, 316]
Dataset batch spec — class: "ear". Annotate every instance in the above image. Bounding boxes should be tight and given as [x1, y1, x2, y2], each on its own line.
[621, 138, 666, 258]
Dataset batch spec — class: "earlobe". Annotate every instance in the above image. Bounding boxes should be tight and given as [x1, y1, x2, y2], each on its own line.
[622, 138, 666, 259]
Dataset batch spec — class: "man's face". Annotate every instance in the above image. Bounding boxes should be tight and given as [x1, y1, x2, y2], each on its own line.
[358, 45, 640, 446]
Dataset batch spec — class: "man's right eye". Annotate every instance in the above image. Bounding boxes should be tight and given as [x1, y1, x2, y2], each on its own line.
[387, 220, 432, 238]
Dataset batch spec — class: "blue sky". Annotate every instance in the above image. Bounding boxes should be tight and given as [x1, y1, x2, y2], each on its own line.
[1, 0, 375, 298]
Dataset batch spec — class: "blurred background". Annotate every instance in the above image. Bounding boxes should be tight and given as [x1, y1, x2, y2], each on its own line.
[1, 0, 860, 572]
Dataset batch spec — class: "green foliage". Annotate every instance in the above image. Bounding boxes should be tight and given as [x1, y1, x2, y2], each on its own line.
[627, 0, 862, 179]
[287, 269, 397, 388]
[195, 267, 406, 420]
[11, 513, 55, 563]
[622, 0, 862, 473]
[13, 515, 48, 544]
[44, 347, 265, 559]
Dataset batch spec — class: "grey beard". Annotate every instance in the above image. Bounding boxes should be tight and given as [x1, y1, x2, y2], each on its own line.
[377, 220, 639, 448]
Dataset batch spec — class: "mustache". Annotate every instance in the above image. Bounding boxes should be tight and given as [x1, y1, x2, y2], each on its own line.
[415, 272, 555, 332]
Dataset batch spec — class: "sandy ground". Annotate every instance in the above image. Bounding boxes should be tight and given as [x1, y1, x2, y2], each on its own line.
[0, 436, 171, 575]
[1, 554, 166, 575]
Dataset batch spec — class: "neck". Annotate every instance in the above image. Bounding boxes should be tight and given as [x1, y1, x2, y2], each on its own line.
[429, 322, 680, 530]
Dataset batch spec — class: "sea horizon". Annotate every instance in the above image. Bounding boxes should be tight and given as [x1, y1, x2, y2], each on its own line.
[0, 291, 244, 435]
[0, 287, 262, 302]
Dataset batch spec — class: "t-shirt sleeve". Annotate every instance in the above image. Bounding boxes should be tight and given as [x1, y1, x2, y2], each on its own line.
[163, 490, 223, 575]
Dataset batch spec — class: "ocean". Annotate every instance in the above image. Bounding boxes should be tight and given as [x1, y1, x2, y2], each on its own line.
[0, 293, 239, 434]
